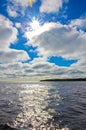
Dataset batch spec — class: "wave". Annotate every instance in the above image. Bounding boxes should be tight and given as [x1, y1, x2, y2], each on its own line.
[0, 124, 17, 130]
[0, 124, 70, 130]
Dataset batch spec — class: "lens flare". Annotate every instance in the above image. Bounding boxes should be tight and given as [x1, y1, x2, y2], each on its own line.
[30, 19, 40, 31]
[25, 17, 45, 40]
[25, 18, 42, 39]
[29, 0, 32, 7]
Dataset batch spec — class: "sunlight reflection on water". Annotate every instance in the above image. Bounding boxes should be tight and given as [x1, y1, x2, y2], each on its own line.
[1, 81, 86, 130]
[10, 83, 61, 129]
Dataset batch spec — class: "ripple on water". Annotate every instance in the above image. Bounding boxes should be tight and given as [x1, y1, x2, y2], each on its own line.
[5, 83, 63, 130]
[0, 82, 86, 130]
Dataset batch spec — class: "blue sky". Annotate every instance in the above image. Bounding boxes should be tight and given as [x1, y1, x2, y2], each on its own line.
[0, 0, 86, 79]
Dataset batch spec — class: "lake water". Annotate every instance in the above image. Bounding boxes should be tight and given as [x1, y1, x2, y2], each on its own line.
[0, 81, 86, 130]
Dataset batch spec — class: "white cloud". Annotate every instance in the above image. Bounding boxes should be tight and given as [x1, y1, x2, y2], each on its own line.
[26, 20, 86, 60]
[40, 0, 68, 13]
[8, 0, 37, 8]
[15, 22, 21, 28]
[0, 49, 29, 63]
[6, 0, 37, 18]
[0, 58, 68, 79]
[0, 15, 30, 78]
[28, 57, 85, 78]
[0, 13, 86, 79]
[7, 6, 18, 17]
[6, 0, 38, 18]
[71, 58, 86, 73]
[0, 15, 18, 50]
[24, 18, 86, 78]
[0, 56, 86, 79]
[25, 22, 55, 40]
[0, 14, 30, 63]
[70, 18, 86, 27]
[70, 18, 86, 31]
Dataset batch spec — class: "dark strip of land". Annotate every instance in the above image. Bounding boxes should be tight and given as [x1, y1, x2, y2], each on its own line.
[40, 78, 86, 82]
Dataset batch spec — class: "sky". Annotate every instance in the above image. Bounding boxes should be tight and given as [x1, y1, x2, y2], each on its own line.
[0, 0, 86, 80]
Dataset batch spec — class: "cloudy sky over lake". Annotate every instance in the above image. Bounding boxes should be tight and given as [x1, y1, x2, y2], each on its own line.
[0, 0, 86, 79]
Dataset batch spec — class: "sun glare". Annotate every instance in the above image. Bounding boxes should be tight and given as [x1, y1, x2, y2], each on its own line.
[26, 18, 43, 39]
[30, 19, 40, 31]
[26, 17, 47, 40]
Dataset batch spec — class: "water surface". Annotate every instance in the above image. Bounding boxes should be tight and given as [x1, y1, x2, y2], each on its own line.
[0, 81, 86, 130]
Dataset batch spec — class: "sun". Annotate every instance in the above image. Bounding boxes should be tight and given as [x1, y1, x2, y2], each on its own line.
[26, 18, 45, 40]
[30, 19, 40, 31]
[26, 18, 42, 39]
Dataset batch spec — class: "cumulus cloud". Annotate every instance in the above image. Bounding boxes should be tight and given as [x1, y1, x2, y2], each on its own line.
[0, 15, 30, 78]
[28, 57, 86, 78]
[40, 0, 68, 13]
[70, 18, 86, 31]
[71, 58, 86, 73]
[0, 56, 86, 79]
[7, 0, 68, 17]
[70, 18, 86, 27]
[0, 58, 68, 79]
[0, 15, 18, 50]
[26, 20, 86, 60]
[0, 50, 29, 63]
[24, 18, 86, 78]
[0, 14, 30, 63]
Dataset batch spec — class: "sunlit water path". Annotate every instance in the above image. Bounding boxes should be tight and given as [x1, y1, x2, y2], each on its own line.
[0, 81, 86, 130]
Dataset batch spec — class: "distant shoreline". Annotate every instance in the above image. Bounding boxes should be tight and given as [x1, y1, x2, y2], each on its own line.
[40, 78, 86, 82]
